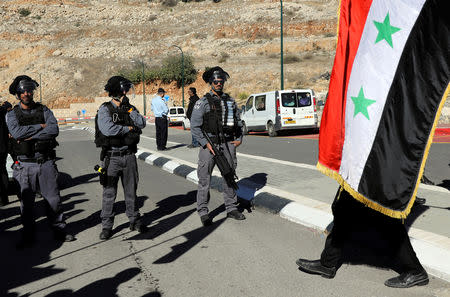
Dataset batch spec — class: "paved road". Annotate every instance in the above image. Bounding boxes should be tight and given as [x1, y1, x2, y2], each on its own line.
[157, 124, 450, 189]
[2, 128, 449, 296]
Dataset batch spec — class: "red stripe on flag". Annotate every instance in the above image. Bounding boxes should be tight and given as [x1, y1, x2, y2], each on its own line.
[318, 0, 373, 172]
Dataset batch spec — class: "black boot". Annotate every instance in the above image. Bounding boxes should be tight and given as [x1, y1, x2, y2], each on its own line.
[200, 214, 212, 227]
[296, 259, 336, 279]
[99, 228, 113, 240]
[226, 210, 246, 220]
[130, 221, 149, 233]
[53, 228, 75, 242]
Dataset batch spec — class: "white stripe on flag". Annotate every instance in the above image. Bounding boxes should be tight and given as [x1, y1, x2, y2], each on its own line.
[339, 0, 426, 189]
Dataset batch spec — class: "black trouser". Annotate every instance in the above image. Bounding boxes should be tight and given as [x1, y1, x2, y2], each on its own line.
[320, 188, 424, 274]
[155, 116, 168, 149]
[0, 152, 8, 203]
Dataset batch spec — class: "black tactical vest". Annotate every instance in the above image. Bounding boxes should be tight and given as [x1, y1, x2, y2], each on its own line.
[95, 101, 141, 150]
[11, 103, 57, 156]
[201, 93, 237, 136]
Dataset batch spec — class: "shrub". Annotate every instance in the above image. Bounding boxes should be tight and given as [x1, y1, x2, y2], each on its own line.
[283, 54, 300, 64]
[161, 0, 178, 7]
[303, 53, 313, 60]
[218, 52, 229, 63]
[238, 92, 249, 100]
[18, 8, 31, 17]
[118, 54, 197, 87]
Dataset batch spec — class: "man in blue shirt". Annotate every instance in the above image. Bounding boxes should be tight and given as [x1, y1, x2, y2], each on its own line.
[151, 88, 169, 151]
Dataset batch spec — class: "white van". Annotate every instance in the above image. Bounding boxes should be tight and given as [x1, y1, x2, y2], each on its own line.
[241, 89, 318, 136]
[167, 106, 186, 125]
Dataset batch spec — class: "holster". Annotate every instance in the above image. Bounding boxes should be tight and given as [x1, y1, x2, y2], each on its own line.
[99, 155, 110, 186]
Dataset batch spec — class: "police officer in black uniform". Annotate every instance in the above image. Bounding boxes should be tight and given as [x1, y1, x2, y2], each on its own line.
[6, 75, 74, 248]
[0, 100, 12, 206]
[95, 76, 148, 240]
[190, 66, 245, 226]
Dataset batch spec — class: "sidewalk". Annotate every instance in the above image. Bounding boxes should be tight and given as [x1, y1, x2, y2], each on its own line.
[71, 126, 450, 282]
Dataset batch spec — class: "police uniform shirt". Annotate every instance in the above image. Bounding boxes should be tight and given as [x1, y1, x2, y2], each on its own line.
[6, 104, 58, 157]
[190, 91, 243, 148]
[97, 100, 146, 150]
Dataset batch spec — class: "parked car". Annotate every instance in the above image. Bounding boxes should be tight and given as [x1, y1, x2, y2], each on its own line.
[241, 89, 319, 137]
[167, 106, 186, 126]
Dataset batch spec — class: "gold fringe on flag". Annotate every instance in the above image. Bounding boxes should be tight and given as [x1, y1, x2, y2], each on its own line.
[316, 83, 449, 219]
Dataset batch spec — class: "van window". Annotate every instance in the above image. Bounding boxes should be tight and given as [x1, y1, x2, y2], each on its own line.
[297, 92, 312, 107]
[255, 95, 266, 111]
[245, 96, 254, 111]
[177, 108, 184, 114]
[169, 108, 177, 114]
[281, 93, 297, 107]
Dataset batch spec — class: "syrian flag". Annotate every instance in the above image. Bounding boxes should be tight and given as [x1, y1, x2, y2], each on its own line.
[318, 0, 450, 219]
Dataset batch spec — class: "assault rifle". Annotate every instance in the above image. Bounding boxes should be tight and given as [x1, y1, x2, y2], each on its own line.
[202, 130, 239, 190]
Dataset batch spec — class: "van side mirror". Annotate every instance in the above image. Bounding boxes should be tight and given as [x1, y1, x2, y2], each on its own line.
[241, 105, 245, 113]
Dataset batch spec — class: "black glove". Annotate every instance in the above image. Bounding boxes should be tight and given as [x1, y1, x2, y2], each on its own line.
[121, 96, 130, 108]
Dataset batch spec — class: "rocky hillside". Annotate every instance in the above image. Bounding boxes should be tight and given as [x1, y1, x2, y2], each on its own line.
[0, 0, 340, 108]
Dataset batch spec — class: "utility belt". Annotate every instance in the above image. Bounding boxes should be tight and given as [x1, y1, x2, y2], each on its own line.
[207, 135, 235, 144]
[17, 151, 55, 164]
[105, 149, 134, 158]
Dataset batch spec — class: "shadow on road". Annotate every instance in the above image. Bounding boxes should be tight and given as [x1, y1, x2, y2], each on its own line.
[237, 173, 267, 213]
[127, 191, 197, 240]
[58, 172, 98, 190]
[43, 267, 157, 297]
[153, 216, 227, 264]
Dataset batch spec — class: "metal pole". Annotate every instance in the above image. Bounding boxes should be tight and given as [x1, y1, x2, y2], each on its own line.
[280, 0, 284, 90]
[142, 61, 146, 115]
[39, 73, 42, 103]
[172, 45, 185, 108]
[181, 51, 185, 109]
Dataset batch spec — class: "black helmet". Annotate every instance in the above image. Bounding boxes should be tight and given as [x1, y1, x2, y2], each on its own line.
[104, 76, 133, 97]
[202, 66, 230, 84]
[9, 75, 39, 95]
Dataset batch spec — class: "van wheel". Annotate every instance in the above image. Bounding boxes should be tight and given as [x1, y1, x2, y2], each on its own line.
[242, 122, 249, 135]
[267, 121, 277, 137]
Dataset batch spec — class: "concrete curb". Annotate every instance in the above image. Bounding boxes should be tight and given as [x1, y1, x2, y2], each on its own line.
[78, 126, 450, 282]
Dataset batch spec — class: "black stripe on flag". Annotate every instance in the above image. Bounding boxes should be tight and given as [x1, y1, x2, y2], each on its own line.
[358, 0, 450, 211]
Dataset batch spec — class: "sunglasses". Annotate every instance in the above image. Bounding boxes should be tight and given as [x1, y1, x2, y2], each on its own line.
[212, 80, 224, 85]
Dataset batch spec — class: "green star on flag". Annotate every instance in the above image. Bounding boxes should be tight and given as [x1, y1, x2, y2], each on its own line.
[351, 87, 376, 120]
[374, 13, 401, 48]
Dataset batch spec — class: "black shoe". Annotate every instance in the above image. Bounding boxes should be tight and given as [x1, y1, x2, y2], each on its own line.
[421, 175, 435, 185]
[414, 197, 426, 206]
[200, 214, 212, 226]
[157, 147, 167, 151]
[99, 228, 113, 240]
[54, 229, 76, 242]
[384, 270, 429, 288]
[295, 259, 336, 279]
[130, 222, 149, 233]
[226, 210, 246, 220]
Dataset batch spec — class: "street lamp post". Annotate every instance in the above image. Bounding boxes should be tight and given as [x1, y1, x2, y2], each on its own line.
[141, 62, 146, 116]
[39, 73, 42, 103]
[172, 45, 185, 108]
[280, 0, 284, 90]
[132, 59, 146, 115]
